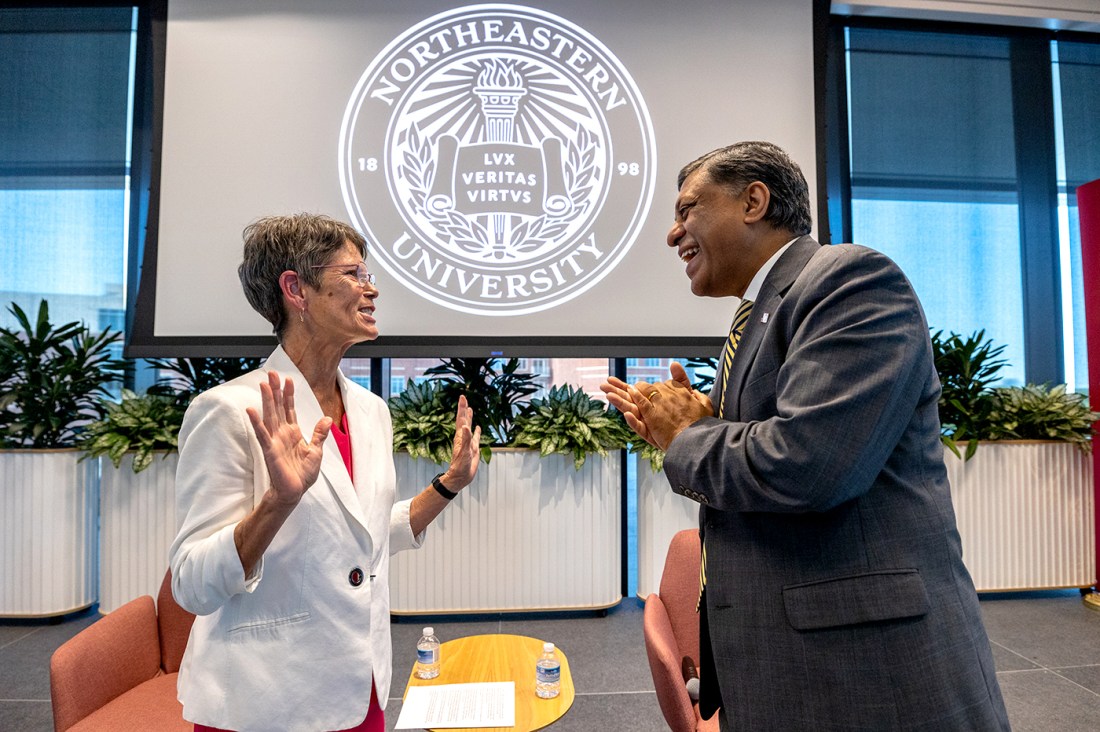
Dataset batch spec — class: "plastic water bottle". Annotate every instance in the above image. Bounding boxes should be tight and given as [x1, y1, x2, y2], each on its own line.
[416, 627, 440, 679]
[535, 642, 561, 698]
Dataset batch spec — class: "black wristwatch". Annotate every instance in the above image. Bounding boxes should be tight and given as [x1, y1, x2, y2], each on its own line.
[431, 472, 458, 500]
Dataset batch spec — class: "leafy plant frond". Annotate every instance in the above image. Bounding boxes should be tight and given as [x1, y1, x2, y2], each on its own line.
[511, 385, 632, 469]
[931, 329, 1096, 459]
[423, 357, 539, 445]
[388, 378, 495, 464]
[931, 329, 1006, 453]
[80, 389, 186, 472]
[0, 300, 124, 448]
[986, 384, 1099, 451]
[685, 357, 719, 394]
[147, 356, 264, 407]
[629, 439, 666, 473]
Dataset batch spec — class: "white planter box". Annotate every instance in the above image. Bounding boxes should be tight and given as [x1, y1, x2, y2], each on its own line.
[635, 456, 698, 599]
[98, 453, 178, 614]
[947, 441, 1096, 591]
[390, 449, 621, 613]
[0, 450, 98, 617]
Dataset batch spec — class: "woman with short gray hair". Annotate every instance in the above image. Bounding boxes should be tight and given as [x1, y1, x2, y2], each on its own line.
[169, 213, 481, 732]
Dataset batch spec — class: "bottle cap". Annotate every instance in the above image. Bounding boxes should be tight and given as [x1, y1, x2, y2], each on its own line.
[543, 642, 554, 652]
[423, 627, 434, 636]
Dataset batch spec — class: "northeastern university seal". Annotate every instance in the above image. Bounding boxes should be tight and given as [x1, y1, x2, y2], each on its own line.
[339, 4, 656, 316]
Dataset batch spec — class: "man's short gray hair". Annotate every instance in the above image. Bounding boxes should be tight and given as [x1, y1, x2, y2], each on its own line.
[677, 141, 812, 236]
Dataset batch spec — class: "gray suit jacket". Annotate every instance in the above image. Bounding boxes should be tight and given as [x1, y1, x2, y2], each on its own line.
[664, 236, 1010, 730]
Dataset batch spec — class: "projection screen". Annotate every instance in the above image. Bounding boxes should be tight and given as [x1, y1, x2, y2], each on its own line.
[129, 0, 817, 357]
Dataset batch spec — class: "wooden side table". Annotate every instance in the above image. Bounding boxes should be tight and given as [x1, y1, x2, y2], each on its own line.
[402, 634, 575, 732]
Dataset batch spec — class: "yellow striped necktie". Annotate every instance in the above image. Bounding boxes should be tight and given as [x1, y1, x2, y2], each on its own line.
[717, 299, 754, 419]
[700, 298, 754, 611]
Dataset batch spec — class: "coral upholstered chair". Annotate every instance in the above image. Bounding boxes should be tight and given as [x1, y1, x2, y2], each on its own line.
[643, 529, 719, 732]
[50, 570, 195, 731]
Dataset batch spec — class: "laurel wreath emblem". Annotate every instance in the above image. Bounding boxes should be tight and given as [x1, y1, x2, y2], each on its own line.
[397, 123, 598, 261]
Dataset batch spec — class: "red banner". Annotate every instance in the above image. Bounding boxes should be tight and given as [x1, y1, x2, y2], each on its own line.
[1077, 178, 1100, 587]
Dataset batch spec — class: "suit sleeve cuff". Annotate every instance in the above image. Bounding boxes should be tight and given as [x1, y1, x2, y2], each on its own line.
[389, 498, 424, 554]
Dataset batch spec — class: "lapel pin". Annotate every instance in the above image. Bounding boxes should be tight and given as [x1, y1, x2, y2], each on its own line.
[761, 312, 769, 323]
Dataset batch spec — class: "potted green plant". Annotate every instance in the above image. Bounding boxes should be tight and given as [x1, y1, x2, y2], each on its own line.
[388, 378, 458, 465]
[389, 363, 634, 467]
[931, 329, 1008, 459]
[932, 329, 1098, 592]
[82, 390, 186, 613]
[81, 389, 186, 473]
[423, 356, 539, 459]
[0, 300, 123, 617]
[985, 384, 1097, 449]
[512, 384, 632, 469]
[86, 356, 262, 613]
[0, 301, 123, 447]
[387, 360, 625, 614]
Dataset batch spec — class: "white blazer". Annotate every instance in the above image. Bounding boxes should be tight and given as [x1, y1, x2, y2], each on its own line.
[169, 347, 422, 732]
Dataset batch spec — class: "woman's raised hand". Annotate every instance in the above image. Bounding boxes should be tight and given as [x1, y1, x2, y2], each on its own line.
[245, 371, 332, 506]
[443, 395, 481, 491]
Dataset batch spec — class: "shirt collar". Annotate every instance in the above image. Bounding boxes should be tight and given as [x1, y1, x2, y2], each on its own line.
[742, 237, 799, 302]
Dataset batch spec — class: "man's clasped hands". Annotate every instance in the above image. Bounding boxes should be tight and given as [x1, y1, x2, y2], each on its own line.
[600, 361, 715, 452]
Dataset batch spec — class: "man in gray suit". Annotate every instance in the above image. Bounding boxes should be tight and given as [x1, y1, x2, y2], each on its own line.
[603, 141, 1009, 730]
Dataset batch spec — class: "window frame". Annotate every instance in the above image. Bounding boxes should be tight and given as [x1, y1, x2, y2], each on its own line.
[824, 15, 1100, 387]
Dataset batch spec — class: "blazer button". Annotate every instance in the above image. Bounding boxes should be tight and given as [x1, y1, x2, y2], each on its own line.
[349, 567, 365, 587]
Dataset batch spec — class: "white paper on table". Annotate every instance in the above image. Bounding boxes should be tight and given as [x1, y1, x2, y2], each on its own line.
[394, 682, 516, 729]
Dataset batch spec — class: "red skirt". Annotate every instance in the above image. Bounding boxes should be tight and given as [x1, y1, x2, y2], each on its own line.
[194, 680, 383, 732]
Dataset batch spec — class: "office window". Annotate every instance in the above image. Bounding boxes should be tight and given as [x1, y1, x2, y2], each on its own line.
[388, 358, 444, 397]
[1054, 39, 1100, 392]
[338, 357, 371, 391]
[624, 357, 714, 390]
[841, 24, 1100, 389]
[845, 27, 1025, 385]
[0, 8, 136, 331]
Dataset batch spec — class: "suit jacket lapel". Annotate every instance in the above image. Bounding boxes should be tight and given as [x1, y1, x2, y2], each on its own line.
[339, 371, 378, 531]
[262, 347, 370, 534]
[724, 236, 821, 415]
